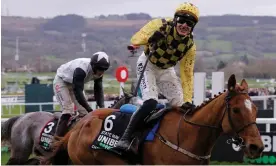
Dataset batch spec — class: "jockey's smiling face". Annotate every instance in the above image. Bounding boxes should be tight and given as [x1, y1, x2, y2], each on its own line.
[174, 2, 199, 37]
[175, 17, 195, 36]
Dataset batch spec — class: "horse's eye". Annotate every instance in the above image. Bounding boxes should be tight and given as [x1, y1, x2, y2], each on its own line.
[233, 108, 240, 113]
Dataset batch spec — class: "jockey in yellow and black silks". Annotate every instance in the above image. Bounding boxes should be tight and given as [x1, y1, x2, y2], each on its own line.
[116, 2, 200, 153]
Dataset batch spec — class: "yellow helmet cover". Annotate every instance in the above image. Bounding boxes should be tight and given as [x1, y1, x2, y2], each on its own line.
[175, 2, 199, 22]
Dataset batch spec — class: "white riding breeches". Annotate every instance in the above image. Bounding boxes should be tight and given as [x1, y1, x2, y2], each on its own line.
[136, 52, 184, 106]
[53, 75, 88, 116]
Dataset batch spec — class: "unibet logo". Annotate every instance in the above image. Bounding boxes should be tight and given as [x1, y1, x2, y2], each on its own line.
[262, 135, 276, 152]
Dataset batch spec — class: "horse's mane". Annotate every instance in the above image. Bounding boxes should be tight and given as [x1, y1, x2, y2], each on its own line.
[108, 96, 126, 108]
[184, 84, 246, 113]
[174, 89, 227, 113]
[194, 90, 227, 111]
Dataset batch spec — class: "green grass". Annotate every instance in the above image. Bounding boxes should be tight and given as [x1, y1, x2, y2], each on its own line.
[242, 78, 276, 88]
[207, 27, 239, 32]
[1, 151, 35, 165]
[236, 52, 256, 59]
[1, 105, 23, 118]
[216, 54, 235, 61]
[264, 53, 276, 58]
[206, 26, 256, 32]
[0, 151, 248, 165]
[218, 53, 235, 57]
[195, 39, 232, 53]
[194, 39, 206, 49]
[1, 72, 55, 89]
[44, 56, 67, 63]
[207, 40, 233, 53]
[1, 104, 62, 118]
[201, 57, 217, 65]
[207, 35, 221, 40]
[1, 152, 10, 165]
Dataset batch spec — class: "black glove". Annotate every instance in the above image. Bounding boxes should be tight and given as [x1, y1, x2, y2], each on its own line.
[181, 102, 196, 111]
[87, 108, 93, 113]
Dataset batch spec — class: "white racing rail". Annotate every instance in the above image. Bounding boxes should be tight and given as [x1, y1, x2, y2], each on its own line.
[1, 100, 276, 132]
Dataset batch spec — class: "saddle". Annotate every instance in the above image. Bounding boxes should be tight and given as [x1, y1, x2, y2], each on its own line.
[91, 103, 169, 164]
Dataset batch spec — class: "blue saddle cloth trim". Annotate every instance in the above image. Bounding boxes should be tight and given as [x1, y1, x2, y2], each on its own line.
[119, 104, 137, 113]
[145, 121, 160, 141]
[119, 103, 165, 114]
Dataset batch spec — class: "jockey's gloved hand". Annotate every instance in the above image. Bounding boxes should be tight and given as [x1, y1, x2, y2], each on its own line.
[87, 108, 93, 113]
[181, 102, 196, 110]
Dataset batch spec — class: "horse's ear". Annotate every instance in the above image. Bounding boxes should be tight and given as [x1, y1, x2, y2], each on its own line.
[121, 87, 128, 97]
[227, 74, 236, 91]
[121, 87, 132, 98]
[240, 79, 248, 91]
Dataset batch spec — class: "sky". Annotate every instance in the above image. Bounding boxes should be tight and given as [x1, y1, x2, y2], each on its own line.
[1, 0, 276, 18]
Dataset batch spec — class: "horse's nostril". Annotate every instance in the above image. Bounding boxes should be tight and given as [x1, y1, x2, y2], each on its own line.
[249, 144, 262, 153]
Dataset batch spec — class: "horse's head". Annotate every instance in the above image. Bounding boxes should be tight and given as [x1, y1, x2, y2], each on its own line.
[109, 87, 142, 109]
[221, 74, 264, 158]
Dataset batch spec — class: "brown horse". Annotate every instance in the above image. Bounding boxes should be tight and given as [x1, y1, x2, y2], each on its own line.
[41, 74, 264, 165]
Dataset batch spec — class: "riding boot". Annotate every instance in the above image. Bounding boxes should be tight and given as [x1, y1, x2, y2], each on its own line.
[115, 99, 158, 151]
[55, 114, 71, 137]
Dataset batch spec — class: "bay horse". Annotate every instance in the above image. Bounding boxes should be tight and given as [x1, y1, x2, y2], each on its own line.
[1, 91, 133, 165]
[41, 74, 264, 165]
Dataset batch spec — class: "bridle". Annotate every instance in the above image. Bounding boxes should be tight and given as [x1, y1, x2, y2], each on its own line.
[155, 90, 257, 161]
[223, 91, 257, 147]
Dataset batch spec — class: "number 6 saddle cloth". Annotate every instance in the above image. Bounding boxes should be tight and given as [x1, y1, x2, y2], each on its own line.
[91, 103, 167, 164]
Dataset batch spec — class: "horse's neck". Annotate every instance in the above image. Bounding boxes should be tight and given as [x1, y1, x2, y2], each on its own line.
[180, 93, 227, 156]
[192, 93, 227, 128]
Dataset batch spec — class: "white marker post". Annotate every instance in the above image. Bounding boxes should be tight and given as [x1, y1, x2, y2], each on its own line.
[115, 66, 129, 97]
[119, 70, 127, 97]
[120, 82, 124, 97]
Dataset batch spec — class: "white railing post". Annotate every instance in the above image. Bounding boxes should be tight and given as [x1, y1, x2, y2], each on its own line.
[39, 104, 42, 112]
[193, 72, 206, 106]
[212, 72, 225, 97]
[265, 124, 270, 133]
[263, 98, 267, 110]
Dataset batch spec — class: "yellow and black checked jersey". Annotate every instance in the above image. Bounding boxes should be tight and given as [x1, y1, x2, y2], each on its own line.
[130, 18, 197, 103]
[144, 25, 194, 69]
